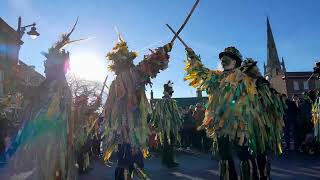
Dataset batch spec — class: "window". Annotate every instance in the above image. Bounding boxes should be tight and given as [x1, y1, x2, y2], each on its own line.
[0, 70, 4, 96]
[303, 81, 309, 90]
[293, 81, 299, 91]
[0, 44, 7, 58]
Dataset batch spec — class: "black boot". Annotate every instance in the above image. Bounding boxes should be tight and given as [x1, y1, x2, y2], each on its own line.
[251, 158, 259, 180]
[257, 154, 271, 180]
[219, 160, 237, 180]
[240, 161, 250, 180]
[261, 161, 271, 180]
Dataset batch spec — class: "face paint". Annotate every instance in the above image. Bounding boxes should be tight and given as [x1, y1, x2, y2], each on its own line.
[221, 56, 231, 67]
[221, 55, 236, 70]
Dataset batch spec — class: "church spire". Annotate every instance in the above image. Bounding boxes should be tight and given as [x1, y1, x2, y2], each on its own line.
[266, 17, 282, 76]
[281, 57, 286, 73]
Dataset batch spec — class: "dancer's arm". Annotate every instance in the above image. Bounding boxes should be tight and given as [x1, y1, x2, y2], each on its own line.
[137, 43, 172, 85]
[184, 48, 222, 92]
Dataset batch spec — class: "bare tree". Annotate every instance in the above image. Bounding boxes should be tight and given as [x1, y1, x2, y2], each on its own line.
[67, 74, 107, 102]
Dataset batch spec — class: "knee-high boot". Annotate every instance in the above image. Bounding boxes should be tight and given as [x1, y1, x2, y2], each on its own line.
[219, 159, 237, 180]
[257, 154, 271, 180]
[239, 159, 260, 180]
[239, 160, 251, 180]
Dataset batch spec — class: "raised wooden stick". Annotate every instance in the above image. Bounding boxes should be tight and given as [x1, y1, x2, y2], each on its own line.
[170, 0, 200, 44]
[99, 75, 108, 98]
[307, 73, 314, 82]
[166, 24, 189, 49]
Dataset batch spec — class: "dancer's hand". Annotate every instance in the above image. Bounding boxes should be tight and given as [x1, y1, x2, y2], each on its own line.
[163, 42, 173, 52]
[186, 47, 195, 55]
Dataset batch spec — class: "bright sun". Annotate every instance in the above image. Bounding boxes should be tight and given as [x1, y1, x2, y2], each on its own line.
[69, 52, 107, 82]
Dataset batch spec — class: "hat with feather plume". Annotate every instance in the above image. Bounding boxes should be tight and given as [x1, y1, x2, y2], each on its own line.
[42, 18, 86, 68]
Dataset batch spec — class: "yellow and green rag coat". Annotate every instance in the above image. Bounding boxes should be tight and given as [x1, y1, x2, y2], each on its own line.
[184, 51, 285, 155]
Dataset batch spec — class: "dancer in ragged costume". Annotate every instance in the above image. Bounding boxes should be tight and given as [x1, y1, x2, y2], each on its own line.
[0, 98, 9, 167]
[102, 34, 172, 179]
[241, 58, 286, 179]
[150, 81, 183, 168]
[312, 62, 320, 142]
[3, 21, 82, 180]
[73, 93, 101, 173]
[183, 46, 286, 180]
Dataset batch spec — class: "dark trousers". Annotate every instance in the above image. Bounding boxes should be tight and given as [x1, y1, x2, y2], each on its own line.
[217, 136, 269, 180]
[161, 133, 176, 167]
[115, 167, 132, 180]
[193, 130, 211, 152]
[180, 128, 193, 148]
[257, 153, 269, 179]
[295, 123, 307, 149]
[284, 123, 292, 150]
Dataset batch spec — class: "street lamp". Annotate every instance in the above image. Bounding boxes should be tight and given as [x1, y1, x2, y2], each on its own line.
[27, 26, 40, 39]
[17, 16, 40, 39]
[15, 17, 40, 67]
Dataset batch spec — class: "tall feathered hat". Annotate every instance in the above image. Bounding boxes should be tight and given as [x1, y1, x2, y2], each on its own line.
[313, 61, 320, 78]
[163, 80, 174, 97]
[106, 32, 138, 72]
[42, 18, 85, 71]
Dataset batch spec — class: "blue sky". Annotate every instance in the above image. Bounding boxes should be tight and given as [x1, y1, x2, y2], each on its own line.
[1, 0, 320, 98]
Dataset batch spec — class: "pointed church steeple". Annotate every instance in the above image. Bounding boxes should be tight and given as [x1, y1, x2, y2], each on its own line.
[281, 57, 286, 73]
[266, 17, 282, 77]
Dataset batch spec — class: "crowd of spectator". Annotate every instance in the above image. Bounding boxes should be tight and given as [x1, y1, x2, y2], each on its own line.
[179, 103, 212, 153]
[283, 90, 319, 155]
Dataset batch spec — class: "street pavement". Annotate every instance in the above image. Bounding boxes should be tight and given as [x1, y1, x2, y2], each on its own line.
[79, 151, 320, 180]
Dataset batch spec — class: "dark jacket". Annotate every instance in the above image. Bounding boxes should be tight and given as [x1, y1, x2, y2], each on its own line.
[193, 108, 205, 127]
[183, 109, 195, 129]
[285, 99, 298, 125]
[297, 99, 313, 130]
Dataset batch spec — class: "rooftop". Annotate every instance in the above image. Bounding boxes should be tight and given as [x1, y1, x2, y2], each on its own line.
[285, 71, 315, 79]
[0, 18, 23, 44]
[152, 96, 208, 108]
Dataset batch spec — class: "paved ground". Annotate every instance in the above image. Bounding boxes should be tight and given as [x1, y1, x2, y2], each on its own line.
[79, 151, 320, 180]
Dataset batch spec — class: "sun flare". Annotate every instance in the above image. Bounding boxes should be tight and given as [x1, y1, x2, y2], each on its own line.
[69, 52, 107, 82]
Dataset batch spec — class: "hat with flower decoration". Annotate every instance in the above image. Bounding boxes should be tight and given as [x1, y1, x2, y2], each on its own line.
[106, 33, 138, 73]
[163, 80, 174, 98]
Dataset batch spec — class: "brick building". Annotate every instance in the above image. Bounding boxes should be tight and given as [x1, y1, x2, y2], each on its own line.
[284, 72, 320, 98]
[0, 17, 44, 97]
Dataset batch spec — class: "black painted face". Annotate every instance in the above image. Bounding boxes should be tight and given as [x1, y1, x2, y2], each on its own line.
[220, 55, 236, 70]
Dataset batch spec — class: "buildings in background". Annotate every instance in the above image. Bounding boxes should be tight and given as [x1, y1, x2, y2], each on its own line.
[264, 17, 319, 98]
[0, 17, 44, 97]
[152, 17, 320, 106]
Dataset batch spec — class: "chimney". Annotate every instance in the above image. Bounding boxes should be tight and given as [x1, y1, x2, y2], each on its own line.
[196, 89, 202, 98]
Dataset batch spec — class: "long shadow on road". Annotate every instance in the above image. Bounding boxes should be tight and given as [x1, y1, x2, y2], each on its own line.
[79, 152, 320, 180]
